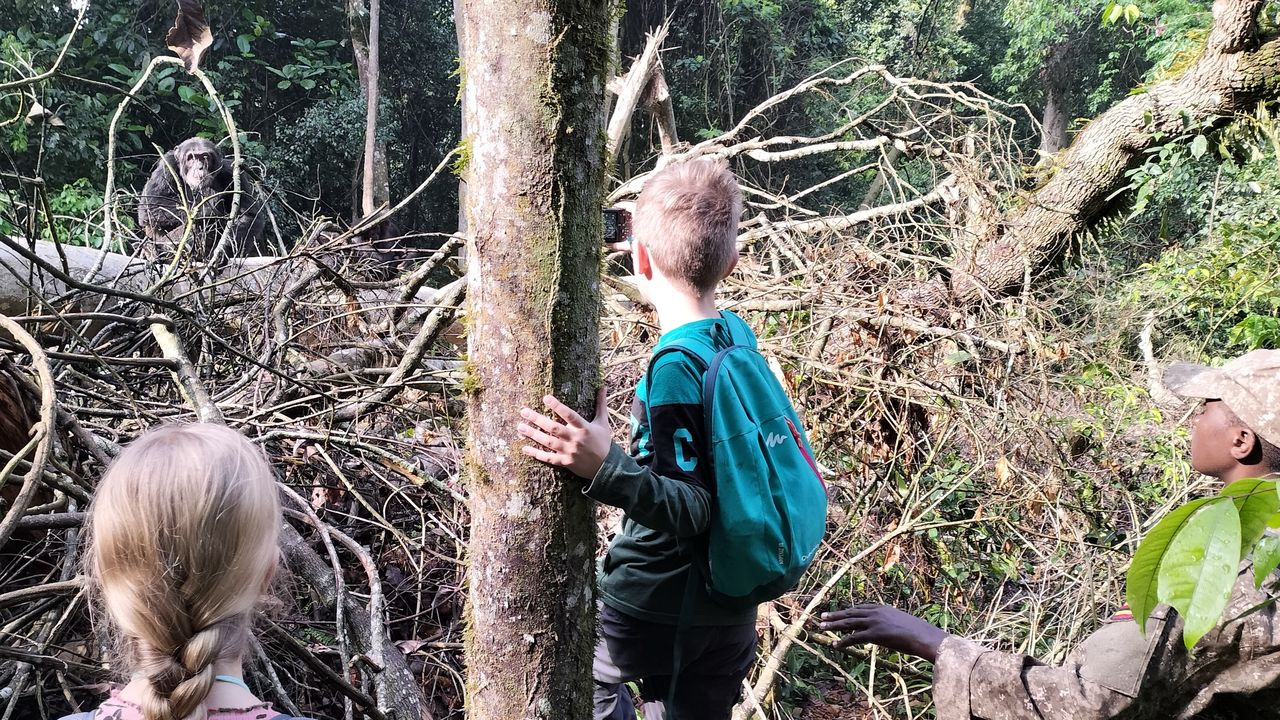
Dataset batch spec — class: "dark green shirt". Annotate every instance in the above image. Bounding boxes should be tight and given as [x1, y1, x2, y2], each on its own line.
[584, 314, 757, 626]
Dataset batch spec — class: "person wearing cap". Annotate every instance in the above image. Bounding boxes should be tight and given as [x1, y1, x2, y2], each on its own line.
[818, 349, 1280, 719]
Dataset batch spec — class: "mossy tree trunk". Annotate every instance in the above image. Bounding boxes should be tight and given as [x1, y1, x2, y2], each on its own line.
[458, 2, 609, 719]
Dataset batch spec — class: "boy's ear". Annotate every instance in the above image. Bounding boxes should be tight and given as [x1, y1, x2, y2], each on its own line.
[634, 240, 653, 279]
[724, 252, 739, 279]
[1230, 426, 1258, 461]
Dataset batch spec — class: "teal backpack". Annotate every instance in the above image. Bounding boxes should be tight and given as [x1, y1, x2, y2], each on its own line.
[648, 311, 828, 609]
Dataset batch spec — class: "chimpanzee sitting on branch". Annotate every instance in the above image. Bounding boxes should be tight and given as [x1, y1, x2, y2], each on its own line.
[136, 137, 269, 266]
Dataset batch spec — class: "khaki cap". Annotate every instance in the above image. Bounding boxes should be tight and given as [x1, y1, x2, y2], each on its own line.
[1164, 349, 1280, 447]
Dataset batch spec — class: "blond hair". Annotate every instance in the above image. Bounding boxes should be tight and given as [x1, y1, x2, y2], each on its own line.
[87, 424, 281, 720]
[633, 157, 742, 296]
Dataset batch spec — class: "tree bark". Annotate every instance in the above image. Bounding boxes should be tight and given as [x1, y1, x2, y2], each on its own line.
[1039, 42, 1071, 156]
[906, 0, 1280, 309]
[454, 0, 468, 237]
[458, 2, 609, 719]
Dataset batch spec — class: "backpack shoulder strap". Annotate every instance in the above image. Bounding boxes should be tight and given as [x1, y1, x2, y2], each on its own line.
[717, 310, 757, 348]
[648, 342, 708, 373]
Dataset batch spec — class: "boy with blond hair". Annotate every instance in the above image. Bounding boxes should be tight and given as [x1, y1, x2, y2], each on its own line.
[517, 158, 758, 719]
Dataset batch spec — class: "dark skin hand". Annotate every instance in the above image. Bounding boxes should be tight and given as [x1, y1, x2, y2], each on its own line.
[818, 604, 952, 663]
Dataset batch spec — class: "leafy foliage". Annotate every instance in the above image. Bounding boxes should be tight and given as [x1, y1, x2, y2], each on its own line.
[1127, 497, 1213, 631]
[1, 0, 459, 244]
[1129, 480, 1280, 649]
[1154, 498, 1240, 649]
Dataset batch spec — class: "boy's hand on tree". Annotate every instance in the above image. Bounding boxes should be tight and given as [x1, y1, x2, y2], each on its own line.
[817, 604, 950, 663]
[517, 387, 612, 480]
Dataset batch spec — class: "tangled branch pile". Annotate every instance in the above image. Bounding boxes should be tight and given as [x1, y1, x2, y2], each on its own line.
[0, 38, 1235, 720]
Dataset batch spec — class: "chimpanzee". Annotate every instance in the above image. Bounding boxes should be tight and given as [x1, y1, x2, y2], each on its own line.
[136, 137, 269, 265]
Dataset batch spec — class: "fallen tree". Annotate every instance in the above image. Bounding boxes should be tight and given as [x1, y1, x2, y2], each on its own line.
[603, 0, 1279, 314]
[918, 0, 1280, 307]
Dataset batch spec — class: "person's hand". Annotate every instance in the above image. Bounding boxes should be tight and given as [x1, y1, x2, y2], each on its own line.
[605, 201, 636, 254]
[517, 387, 612, 481]
[817, 604, 950, 663]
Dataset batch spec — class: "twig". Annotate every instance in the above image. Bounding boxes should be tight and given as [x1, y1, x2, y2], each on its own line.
[261, 618, 389, 720]
[148, 316, 224, 423]
[334, 276, 465, 421]
[0, 580, 81, 611]
[0, 315, 58, 552]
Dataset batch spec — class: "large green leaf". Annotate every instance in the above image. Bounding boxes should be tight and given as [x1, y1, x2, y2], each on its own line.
[1127, 498, 1214, 629]
[1256, 534, 1280, 588]
[1158, 501, 1242, 650]
[1268, 511, 1280, 530]
[1223, 478, 1280, 557]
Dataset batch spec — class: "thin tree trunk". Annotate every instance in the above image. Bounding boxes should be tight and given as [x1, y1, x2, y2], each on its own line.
[1039, 42, 1071, 156]
[362, 0, 380, 216]
[454, 0, 467, 237]
[647, 69, 679, 155]
[458, 1, 610, 719]
[350, 0, 389, 215]
[903, 0, 1280, 309]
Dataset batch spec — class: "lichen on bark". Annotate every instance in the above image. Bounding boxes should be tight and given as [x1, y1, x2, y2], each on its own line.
[459, 2, 611, 719]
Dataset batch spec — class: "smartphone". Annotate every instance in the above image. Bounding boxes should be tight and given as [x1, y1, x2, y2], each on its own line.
[602, 207, 633, 246]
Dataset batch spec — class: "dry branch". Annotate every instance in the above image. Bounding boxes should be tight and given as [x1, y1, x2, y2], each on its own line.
[606, 23, 670, 163]
[0, 315, 57, 552]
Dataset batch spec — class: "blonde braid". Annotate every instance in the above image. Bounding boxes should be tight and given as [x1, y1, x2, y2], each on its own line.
[137, 621, 244, 720]
[86, 424, 281, 720]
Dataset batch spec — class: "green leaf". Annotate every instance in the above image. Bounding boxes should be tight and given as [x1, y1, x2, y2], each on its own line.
[1128, 498, 1213, 628]
[277, 80, 292, 89]
[1157, 501, 1241, 649]
[299, 78, 316, 90]
[1190, 134, 1208, 160]
[943, 351, 972, 365]
[1255, 535, 1280, 588]
[1123, 4, 1141, 24]
[1101, 1, 1117, 23]
[236, 35, 251, 55]
[177, 86, 196, 103]
[1224, 478, 1279, 554]
[1105, 3, 1125, 24]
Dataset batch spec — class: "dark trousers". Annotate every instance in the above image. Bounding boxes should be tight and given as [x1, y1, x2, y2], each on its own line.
[592, 603, 758, 720]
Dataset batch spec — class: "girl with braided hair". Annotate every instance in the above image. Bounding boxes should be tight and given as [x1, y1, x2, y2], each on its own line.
[67, 423, 305, 720]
